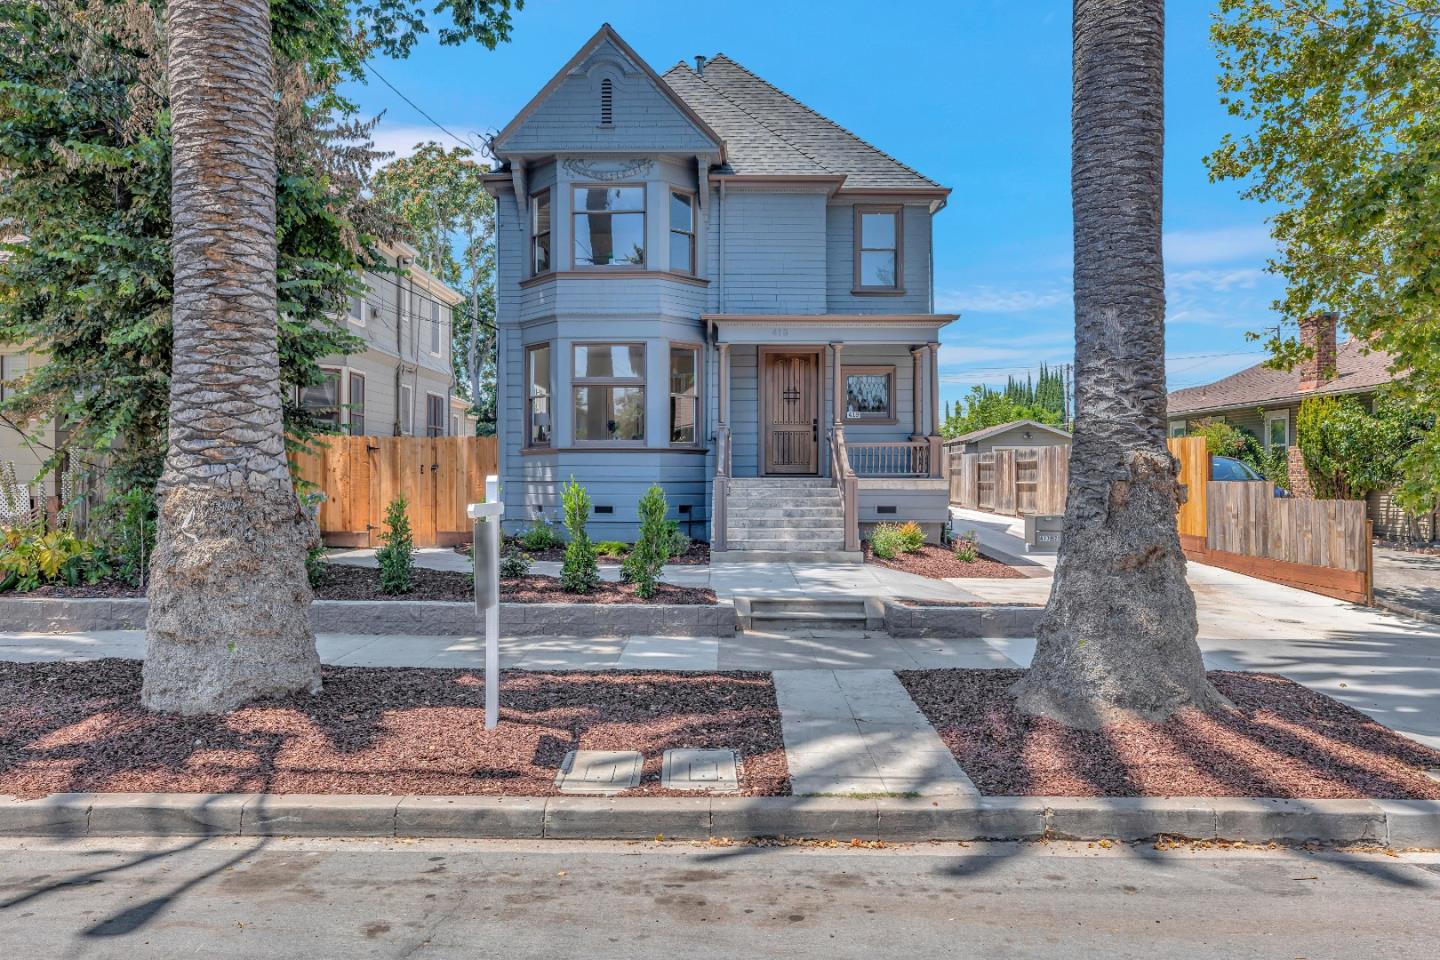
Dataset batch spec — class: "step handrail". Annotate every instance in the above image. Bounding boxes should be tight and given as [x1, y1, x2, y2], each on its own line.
[714, 424, 731, 551]
[828, 425, 860, 552]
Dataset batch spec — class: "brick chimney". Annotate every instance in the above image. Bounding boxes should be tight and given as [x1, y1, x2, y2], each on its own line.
[1298, 312, 1338, 391]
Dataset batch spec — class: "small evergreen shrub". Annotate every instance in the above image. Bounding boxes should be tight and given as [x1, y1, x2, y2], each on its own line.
[499, 545, 532, 578]
[895, 521, 926, 553]
[664, 519, 691, 559]
[869, 523, 905, 560]
[94, 485, 157, 588]
[595, 540, 629, 558]
[376, 496, 414, 595]
[623, 485, 670, 598]
[952, 529, 980, 563]
[559, 478, 599, 594]
[520, 518, 563, 551]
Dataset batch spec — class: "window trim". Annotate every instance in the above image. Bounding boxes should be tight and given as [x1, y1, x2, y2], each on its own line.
[524, 342, 553, 449]
[571, 340, 647, 446]
[842, 365, 898, 424]
[668, 188, 696, 275]
[852, 204, 904, 294]
[425, 392, 446, 438]
[1264, 410, 1290, 450]
[668, 341, 703, 448]
[570, 183, 647, 270]
[530, 188, 552, 277]
[347, 371, 366, 437]
[347, 291, 367, 327]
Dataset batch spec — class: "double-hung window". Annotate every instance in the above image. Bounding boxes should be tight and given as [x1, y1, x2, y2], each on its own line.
[854, 205, 902, 292]
[525, 343, 552, 447]
[669, 345, 699, 445]
[669, 191, 695, 274]
[301, 369, 341, 426]
[573, 343, 645, 444]
[426, 394, 445, 437]
[1265, 411, 1289, 451]
[573, 186, 645, 267]
[530, 190, 551, 274]
[430, 300, 442, 355]
[399, 384, 414, 435]
[347, 372, 366, 436]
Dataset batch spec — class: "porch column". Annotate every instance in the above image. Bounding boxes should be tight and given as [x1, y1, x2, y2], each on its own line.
[830, 342, 845, 425]
[718, 342, 731, 427]
[910, 346, 926, 439]
[928, 342, 943, 477]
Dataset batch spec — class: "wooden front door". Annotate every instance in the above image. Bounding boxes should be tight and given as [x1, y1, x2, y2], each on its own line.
[763, 351, 819, 475]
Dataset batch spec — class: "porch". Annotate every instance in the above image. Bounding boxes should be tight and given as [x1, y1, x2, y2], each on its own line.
[704, 314, 955, 555]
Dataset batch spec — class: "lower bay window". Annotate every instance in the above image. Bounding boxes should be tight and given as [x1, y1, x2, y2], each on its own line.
[573, 342, 645, 444]
[669, 344, 699, 445]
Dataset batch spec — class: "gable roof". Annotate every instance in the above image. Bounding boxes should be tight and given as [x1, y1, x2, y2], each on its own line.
[944, 419, 1073, 445]
[1167, 338, 1398, 416]
[662, 56, 946, 193]
[492, 24, 724, 158]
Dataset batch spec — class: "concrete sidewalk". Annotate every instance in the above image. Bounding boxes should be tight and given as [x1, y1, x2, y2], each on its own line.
[1373, 544, 1440, 625]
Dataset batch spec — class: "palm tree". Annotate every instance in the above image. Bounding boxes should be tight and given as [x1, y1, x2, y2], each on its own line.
[142, 0, 320, 713]
[1012, 0, 1227, 728]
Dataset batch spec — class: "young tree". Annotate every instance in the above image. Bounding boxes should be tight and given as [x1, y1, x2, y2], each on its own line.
[1013, 0, 1227, 729]
[372, 143, 497, 434]
[1208, 0, 1440, 515]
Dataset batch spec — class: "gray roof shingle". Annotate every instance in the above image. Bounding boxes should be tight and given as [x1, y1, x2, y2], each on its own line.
[661, 56, 943, 190]
[1167, 338, 1398, 415]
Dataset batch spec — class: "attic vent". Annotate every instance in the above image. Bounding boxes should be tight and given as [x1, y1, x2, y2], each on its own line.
[600, 78, 614, 126]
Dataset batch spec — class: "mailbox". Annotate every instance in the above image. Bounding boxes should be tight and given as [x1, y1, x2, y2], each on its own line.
[1024, 513, 1064, 553]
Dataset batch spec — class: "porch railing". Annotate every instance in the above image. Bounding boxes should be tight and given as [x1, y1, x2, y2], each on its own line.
[845, 440, 933, 478]
[713, 424, 731, 551]
[828, 426, 860, 552]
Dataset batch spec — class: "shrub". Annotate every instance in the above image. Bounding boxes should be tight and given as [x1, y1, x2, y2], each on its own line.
[664, 519, 691, 559]
[895, 521, 926, 553]
[559, 478, 599, 594]
[519, 518, 563, 552]
[624, 485, 670, 599]
[92, 485, 157, 588]
[0, 527, 108, 592]
[499, 545, 532, 578]
[376, 496, 414, 595]
[869, 523, 905, 560]
[953, 528, 980, 563]
[595, 540, 629, 558]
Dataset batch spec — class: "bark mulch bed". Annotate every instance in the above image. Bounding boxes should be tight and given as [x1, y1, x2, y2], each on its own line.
[499, 539, 711, 566]
[0, 660, 788, 799]
[15, 577, 142, 599]
[897, 669, 1440, 800]
[313, 565, 719, 605]
[864, 543, 1024, 580]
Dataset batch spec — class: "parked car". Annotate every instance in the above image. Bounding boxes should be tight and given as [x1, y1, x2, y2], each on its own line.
[1210, 455, 1290, 498]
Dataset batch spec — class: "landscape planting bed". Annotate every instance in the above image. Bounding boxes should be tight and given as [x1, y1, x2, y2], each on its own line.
[898, 669, 1440, 800]
[864, 544, 1025, 580]
[0, 661, 788, 798]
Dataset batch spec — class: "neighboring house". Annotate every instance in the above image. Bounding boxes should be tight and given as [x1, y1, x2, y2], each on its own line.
[484, 25, 955, 557]
[944, 419, 1072, 455]
[1166, 312, 1433, 540]
[1, 240, 471, 511]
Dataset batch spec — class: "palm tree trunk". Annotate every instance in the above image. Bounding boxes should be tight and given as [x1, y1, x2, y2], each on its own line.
[1012, 0, 1227, 728]
[142, 0, 320, 713]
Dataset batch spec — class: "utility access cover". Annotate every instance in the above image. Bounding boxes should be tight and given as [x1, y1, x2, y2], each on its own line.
[662, 749, 740, 793]
[554, 750, 643, 795]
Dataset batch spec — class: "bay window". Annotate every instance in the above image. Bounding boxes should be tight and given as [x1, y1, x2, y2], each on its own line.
[526, 343, 551, 447]
[573, 342, 645, 443]
[669, 190, 695, 274]
[531, 190, 551, 274]
[573, 186, 645, 267]
[669, 345, 699, 445]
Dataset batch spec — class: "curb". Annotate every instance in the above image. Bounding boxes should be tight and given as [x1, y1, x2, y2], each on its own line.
[5, 793, 1436, 847]
[1374, 596, 1440, 627]
[881, 601, 1042, 638]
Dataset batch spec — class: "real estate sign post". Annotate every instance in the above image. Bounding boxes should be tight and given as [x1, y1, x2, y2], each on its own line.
[469, 476, 503, 729]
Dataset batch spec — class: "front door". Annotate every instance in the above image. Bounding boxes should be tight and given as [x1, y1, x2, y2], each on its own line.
[762, 351, 819, 475]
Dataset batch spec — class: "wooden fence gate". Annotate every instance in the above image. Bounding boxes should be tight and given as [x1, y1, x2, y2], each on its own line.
[291, 436, 499, 548]
[949, 446, 1068, 517]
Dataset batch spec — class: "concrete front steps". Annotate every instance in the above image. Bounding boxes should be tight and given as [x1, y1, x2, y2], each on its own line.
[735, 597, 884, 633]
[714, 477, 862, 565]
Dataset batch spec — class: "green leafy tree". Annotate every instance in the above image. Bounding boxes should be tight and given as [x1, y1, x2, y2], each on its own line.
[1188, 417, 1288, 489]
[1296, 394, 1431, 500]
[624, 484, 669, 599]
[942, 385, 1066, 438]
[559, 477, 599, 594]
[376, 496, 415, 594]
[372, 143, 497, 434]
[1208, 0, 1440, 513]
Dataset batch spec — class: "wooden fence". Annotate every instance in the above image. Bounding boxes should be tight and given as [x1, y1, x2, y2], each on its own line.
[291, 435, 499, 548]
[1167, 436, 1373, 604]
[949, 446, 1068, 517]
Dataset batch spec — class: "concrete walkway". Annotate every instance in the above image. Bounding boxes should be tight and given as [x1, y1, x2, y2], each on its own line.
[1373, 544, 1440, 624]
[773, 669, 976, 796]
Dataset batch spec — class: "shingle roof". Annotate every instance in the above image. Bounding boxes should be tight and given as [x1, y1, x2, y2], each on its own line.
[1167, 338, 1398, 415]
[661, 56, 944, 190]
[943, 419, 1073, 445]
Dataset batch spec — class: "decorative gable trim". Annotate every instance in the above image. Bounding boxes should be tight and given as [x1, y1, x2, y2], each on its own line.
[493, 23, 725, 160]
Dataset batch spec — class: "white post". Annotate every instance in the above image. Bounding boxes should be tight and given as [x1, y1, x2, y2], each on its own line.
[469, 475, 503, 729]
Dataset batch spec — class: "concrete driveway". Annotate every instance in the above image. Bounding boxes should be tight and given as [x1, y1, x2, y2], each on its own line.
[1373, 544, 1440, 624]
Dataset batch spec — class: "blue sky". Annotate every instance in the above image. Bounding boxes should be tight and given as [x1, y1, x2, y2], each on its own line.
[341, 0, 1282, 414]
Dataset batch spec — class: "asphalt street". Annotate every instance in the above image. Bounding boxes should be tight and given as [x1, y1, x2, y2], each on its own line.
[1, 837, 1438, 959]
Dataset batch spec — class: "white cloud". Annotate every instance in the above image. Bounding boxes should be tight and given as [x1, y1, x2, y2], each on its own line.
[368, 125, 480, 167]
[1163, 225, 1275, 265]
[1167, 267, 1266, 293]
[936, 285, 1070, 314]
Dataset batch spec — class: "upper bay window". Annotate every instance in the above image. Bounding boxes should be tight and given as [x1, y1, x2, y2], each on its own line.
[573, 342, 645, 443]
[854, 205, 902, 292]
[531, 190, 551, 274]
[669, 190, 695, 274]
[573, 186, 645, 267]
